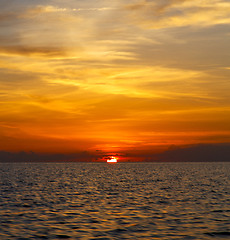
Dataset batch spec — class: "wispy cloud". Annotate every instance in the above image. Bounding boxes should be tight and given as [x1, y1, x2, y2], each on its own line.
[0, 46, 68, 58]
[23, 5, 117, 16]
[124, 0, 230, 28]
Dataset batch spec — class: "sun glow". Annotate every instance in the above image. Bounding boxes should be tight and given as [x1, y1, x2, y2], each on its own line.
[107, 156, 118, 163]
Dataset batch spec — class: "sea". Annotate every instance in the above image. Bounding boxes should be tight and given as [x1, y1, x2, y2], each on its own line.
[0, 162, 229, 240]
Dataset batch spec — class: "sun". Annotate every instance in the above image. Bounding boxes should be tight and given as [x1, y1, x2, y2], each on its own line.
[107, 156, 118, 163]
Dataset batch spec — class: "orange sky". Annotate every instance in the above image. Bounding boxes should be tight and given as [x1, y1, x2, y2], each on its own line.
[0, 0, 230, 156]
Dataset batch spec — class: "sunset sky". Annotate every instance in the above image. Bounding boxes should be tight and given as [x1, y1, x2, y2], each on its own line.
[0, 0, 230, 158]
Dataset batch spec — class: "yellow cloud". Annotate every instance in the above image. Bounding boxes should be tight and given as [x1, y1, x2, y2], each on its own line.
[124, 0, 230, 29]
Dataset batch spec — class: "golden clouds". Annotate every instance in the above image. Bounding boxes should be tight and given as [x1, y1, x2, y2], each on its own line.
[124, 0, 230, 28]
[0, 0, 230, 153]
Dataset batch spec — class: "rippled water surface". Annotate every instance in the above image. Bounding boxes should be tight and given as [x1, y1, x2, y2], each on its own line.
[0, 162, 229, 239]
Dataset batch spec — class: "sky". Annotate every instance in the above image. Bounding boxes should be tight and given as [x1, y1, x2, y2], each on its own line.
[0, 0, 230, 160]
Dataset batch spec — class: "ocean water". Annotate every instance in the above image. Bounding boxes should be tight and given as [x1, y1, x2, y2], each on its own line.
[0, 162, 229, 240]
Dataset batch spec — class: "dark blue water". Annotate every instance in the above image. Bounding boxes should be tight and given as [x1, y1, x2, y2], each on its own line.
[0, 162, 229, 239]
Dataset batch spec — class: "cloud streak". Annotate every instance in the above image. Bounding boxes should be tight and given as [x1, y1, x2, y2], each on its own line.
[124, 0, 230, 28]
[0, 46, 68, 57]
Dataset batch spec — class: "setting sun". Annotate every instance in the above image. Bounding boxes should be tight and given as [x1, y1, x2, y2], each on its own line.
[107, 157, 118, 163]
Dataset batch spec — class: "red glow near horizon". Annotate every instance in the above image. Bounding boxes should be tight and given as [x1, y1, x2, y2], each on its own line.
[107, 156, 118, 163]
